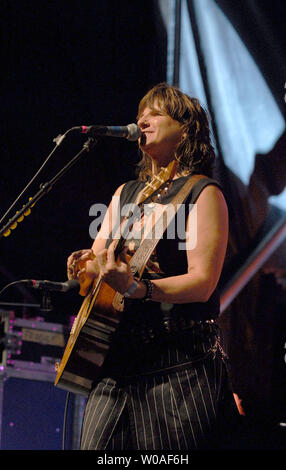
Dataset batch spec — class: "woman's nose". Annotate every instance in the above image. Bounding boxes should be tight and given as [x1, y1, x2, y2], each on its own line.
[138, 116, 149, 129]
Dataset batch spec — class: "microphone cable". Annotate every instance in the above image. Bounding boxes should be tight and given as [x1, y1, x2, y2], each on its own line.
[0, 280, 30, 297]
[0, 130, 70, 226]
[62, 391, 71, 450]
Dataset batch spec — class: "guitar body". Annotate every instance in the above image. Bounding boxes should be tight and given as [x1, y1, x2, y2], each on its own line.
[54, 279, 123, 396]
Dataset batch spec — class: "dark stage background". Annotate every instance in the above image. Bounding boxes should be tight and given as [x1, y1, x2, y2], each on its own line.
[0, 0, 168, 318]
[0, 0, 285, 451]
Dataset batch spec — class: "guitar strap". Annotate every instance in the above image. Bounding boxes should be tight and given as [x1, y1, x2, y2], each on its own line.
[128, 174, 204, 280]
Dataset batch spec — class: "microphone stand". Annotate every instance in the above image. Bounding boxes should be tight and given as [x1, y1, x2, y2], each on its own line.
[40, 288, 53, 314]
[0, 137, 97, 238]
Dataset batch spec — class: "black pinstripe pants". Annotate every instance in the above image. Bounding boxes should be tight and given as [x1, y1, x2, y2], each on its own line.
[80, 340, 229, 450]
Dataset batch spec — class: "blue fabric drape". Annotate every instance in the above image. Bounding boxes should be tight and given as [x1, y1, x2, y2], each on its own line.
[160, 0, 286, 209]
[183, 0, 285, 208]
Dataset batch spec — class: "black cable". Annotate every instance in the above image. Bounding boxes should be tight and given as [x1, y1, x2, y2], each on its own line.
[0, 137, 65, 226]
[0, 126, 80, 229]
[0, 280, 31, 297]
[62, 391, 71, 450]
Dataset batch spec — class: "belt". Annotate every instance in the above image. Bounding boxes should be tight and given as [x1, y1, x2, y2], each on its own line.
[116, 316, 216, 345]
[162, 315, 196, 333]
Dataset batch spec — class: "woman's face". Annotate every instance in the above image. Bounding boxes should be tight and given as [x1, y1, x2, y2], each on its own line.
[137, 101, 184, 163]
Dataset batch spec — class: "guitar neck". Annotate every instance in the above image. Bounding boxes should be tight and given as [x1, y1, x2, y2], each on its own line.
[128, 174, 202, 279]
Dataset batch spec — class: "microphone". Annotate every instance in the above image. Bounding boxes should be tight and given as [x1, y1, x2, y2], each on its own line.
[69, 123, 141, 141]
[27, 279, 80, 293]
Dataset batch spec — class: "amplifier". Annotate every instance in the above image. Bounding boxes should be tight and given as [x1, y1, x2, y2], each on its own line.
[0, 311, 86, 450]
[0, 310, 68, 382]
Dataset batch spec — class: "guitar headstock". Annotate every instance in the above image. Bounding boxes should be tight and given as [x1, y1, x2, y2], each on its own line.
[135, 160, 178, 204]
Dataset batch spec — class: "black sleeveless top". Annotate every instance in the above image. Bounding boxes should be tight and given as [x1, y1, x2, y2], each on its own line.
[98, 175, 225, 379]
[108, 174, 223, 322]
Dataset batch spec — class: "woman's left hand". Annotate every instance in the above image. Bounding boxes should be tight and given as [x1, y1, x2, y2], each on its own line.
[97, 241, 135, 294]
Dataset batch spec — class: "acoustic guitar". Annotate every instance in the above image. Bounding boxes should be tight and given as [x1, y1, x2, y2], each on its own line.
[54, 162, 180, 395]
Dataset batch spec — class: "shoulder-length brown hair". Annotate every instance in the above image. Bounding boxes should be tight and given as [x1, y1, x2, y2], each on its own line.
[136, 83, 215, 181]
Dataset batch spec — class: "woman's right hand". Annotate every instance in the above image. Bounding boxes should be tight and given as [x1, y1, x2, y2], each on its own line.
[67, 249, 98, 296]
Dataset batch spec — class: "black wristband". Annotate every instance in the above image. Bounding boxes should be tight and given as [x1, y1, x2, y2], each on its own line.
[141, 279, 153, 301]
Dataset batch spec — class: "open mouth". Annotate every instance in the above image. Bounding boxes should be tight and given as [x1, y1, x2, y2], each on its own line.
[140, 130, 154, 142]
[139, 133, 147, 145]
